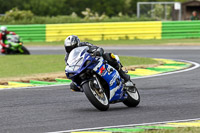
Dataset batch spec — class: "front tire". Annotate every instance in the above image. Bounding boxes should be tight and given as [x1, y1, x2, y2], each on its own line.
[21, 46, 30, 55]
[123, 85, 140, 107]
[83, 81, 109, 111]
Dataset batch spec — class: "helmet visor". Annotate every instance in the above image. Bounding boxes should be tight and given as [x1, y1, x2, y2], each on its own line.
[65, 45, 76, 53]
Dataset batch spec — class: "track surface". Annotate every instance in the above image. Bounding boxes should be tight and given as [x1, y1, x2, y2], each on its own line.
[0, 46, 200, 133]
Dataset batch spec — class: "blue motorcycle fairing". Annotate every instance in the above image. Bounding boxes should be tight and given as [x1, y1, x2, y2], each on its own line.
[65, 46, 127, 103]
[65, 54, 92, 77]
[93, 57, 127, 102]
[65, 47, 97, 79]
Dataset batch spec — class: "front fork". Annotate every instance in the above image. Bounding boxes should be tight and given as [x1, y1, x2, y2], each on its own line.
[93, 75, 104, 93]
[18, 45, 24, 53]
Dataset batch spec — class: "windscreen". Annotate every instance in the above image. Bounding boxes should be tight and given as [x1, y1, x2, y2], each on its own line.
[66, 46, 89, 72]
[67, 46, 89, 66]
[7, 35, 19, 43]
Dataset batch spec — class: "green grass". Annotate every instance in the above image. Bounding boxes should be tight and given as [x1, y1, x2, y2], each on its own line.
[120, 56, 158, 66]
[25, 38, 200, 46]
[0, 55, 65, 78]
[141, 127, 200, 133]
[0, 55, 158, 78]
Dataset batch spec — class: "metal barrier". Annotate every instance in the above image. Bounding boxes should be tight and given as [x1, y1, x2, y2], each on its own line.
[45, 22, 162, 42]
[2, 24, 46, 42]
[162, 21, 200, 39]
[1, 21, 200, 42]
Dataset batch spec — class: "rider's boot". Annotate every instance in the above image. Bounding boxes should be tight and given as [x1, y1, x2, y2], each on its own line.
[118, 68, 136, 91]
[118, 69, 130, 83]
[70, 82, 81, 92]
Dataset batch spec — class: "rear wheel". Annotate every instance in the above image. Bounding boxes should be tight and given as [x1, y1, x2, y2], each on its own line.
[83, 80, 109, 111]
[123, 84, 140, 107]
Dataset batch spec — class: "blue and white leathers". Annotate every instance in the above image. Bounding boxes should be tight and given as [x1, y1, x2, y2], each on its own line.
[65, 46, 127, 103]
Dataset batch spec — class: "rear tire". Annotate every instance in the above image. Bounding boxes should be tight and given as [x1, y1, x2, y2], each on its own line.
[83, 81, 109, 111]
[21, 46, 30, 55]
[123, 86, 140, 107]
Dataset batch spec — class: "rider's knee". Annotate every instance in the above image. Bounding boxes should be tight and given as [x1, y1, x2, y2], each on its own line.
[103, 53, 120, 70]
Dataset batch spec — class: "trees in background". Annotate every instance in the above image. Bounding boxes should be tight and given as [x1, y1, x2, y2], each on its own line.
[0, 0, 188, 17]
[0, 0, 126, 17]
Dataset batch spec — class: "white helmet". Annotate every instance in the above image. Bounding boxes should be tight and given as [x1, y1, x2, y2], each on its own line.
[64, 35, 80, 53]
[1, 26, 7, 35]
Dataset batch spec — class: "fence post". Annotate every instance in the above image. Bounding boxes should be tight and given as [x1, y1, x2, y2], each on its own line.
[137, 3, 140, 18]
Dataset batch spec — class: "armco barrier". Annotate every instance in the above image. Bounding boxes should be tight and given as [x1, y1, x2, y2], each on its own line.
[162, 21, 200, 39]
[2, 21, 200, 42]
[2, 24, 46, 42]
[46, 21, 162, 42]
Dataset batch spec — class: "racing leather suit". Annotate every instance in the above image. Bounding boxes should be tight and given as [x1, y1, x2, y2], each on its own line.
[0, 31, 16, 53]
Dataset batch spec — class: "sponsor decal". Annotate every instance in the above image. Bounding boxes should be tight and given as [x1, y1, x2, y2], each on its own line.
[110, 73, 118, 86]
[109, 83, 122, 100]
[93, 58, 103, 71]
[99, 66, 105, 74]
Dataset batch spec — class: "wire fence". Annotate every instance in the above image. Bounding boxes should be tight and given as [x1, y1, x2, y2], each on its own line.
[137, 2, 181, 21]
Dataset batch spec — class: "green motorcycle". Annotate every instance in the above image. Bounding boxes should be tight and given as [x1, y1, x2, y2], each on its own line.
[4, 35, 30, 55]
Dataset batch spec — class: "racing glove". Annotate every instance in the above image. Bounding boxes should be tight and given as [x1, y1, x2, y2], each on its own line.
[5, 44, 11, 49]
[88, 47, 104, 56]
[93, 48, 104, 56]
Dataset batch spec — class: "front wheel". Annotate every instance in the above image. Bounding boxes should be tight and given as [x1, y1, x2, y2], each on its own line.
[21, 46, 30, 55]
[83, 80, 109, 111]
[123, 84, 140, 107]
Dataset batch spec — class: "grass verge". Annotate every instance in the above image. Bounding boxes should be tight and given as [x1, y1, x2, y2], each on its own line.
[142, 127, 200, 133]
[25, 38, 200, 46]
[0, 55, 158, 80]
[0, 55, 65, 78]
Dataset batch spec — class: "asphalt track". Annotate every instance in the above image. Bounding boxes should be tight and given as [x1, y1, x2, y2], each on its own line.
[0, 46, 200, 133]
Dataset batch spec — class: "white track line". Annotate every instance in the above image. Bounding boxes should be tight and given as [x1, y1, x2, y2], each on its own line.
[132, 59, 200, 80]
[0, 59, 199, 90]
[47, 118, 200, 133]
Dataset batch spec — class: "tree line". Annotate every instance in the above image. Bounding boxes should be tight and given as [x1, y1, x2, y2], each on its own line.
[0, 0, 187, 17]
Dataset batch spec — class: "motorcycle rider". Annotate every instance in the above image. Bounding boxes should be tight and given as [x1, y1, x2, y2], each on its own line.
[64, 35, 131, 92]
[0, 26, 16, 54]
